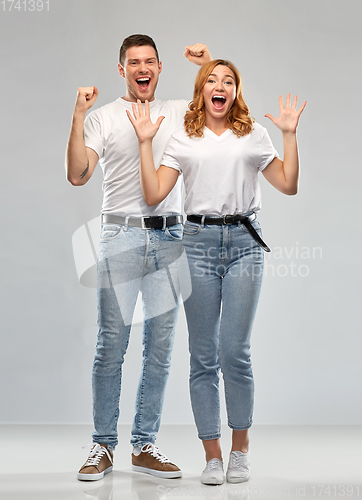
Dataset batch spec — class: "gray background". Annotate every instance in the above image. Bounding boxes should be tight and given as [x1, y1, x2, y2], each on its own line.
[1, 0, 361, 425]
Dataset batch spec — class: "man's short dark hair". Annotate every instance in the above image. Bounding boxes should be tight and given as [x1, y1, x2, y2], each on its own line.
[119, 34, 159, 65]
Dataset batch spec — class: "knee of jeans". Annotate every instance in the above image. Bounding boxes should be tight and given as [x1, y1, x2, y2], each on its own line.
[219, 346, 252, 373]
[190, 354, 220, 378]
[94, 332, 129, 369]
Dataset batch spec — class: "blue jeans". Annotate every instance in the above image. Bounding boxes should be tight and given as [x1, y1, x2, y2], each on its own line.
[182, 218, 264, 440]
[92, 220, 183, 449]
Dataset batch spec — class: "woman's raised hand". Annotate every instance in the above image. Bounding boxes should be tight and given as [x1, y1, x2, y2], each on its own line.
[265, 94, 306, 134]
[126, 100, 165, 143]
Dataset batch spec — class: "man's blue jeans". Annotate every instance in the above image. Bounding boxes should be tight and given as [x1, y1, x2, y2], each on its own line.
[182, 218, 264, 440]
[92, 220, 183, 450]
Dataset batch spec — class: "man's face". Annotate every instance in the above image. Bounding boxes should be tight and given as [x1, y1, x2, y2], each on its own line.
[118, 45, 162, 102]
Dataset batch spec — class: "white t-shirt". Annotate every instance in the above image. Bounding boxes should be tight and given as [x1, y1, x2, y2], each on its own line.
[161, 123, 279, 216]
[84, 98, 188, 216]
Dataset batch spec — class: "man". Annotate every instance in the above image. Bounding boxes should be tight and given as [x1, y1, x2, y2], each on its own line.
[66, 34, 211, 481]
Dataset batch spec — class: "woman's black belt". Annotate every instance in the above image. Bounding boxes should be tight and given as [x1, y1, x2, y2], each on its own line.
[187, 214, 271, 252]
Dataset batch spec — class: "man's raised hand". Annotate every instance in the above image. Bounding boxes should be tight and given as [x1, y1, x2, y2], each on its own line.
[126, 100, 165, 143]
[184, 43, 212, 66]
[74, 87, 99, 115]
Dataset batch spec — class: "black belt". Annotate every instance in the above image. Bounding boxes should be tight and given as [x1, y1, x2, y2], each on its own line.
[102, 214, 183, 230]
[187, 214, 271, 252]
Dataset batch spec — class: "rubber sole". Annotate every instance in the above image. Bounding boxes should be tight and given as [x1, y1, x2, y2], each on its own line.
[201, 475, 225, 485]
[132, 465, 182, 479]
[226, 473, 250, 483]
[77, 465, 113, 481]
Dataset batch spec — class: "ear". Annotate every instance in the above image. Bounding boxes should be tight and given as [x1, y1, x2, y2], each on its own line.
[158, 61, 162, 75]
[118, 63, 125, 79]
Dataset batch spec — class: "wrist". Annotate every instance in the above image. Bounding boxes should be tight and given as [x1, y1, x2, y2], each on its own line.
[282, 130, 297, 137]
[282, 130, 297, 142]
[72, 109, 86, 123]
[139, 137, 153, 146]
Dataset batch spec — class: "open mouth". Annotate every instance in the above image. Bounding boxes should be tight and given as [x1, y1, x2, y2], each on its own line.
[136, 77, 151, 89]
[212, 95, 226, 110]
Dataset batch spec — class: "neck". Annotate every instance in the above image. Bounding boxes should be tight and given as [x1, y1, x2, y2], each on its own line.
[205, 115, 229, 136]
[122, 93, 156, 103]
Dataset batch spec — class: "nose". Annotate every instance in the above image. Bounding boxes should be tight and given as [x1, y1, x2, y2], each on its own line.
[139, 62, 148, 74]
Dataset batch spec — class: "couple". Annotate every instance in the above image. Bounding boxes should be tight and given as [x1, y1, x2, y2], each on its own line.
[66, 34, 305, 486]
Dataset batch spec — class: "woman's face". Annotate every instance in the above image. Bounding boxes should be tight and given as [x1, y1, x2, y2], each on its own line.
[202, 65, 236, 124]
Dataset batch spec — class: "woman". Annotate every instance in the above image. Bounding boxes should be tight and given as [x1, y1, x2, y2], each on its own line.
[127, 59, 306, 485]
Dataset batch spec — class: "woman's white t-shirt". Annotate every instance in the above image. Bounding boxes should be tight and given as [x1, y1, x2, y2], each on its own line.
[161, 122, 279, 216]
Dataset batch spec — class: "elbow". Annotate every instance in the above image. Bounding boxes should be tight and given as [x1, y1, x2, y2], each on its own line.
[67, 173, 86, 186]
[145, 195, 161, 206]
[142, 188, 164, 206]
[284, 186, 298, 196]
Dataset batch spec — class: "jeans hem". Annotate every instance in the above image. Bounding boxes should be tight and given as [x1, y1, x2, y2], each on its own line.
[227, 422, 253, 431]
[131, 439, 156, 448]
[93, 440, 116, 451]
[198, 433, 221, 441]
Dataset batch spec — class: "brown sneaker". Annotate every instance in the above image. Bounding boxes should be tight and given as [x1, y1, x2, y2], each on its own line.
[77, 443, 113, 481]
[132, 443, 182, 478]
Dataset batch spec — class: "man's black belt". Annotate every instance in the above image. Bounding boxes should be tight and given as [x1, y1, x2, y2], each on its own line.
[102, 214, 183, 230]
[187, 214, 271, 252]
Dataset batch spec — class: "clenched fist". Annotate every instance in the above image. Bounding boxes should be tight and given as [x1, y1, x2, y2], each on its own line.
[74, 86, 99, 115]
[184, 44, 212, 66]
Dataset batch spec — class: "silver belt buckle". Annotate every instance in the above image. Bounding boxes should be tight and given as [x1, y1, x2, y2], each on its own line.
[141, 217, 151, 230]
[223, 215, 233, 225]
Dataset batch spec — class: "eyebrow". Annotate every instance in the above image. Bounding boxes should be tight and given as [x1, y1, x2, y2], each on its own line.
[209, 73, 235, 80]
[128, 57, 157, 63]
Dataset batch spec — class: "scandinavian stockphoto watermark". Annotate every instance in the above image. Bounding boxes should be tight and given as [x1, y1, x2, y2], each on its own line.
[72, 215, 192, 326]
[1, 0, 49, 11]
[190, 241, 322, 279]
[156, 483, 360, 498]
[71, 217, 322, 324]
[264, 242, 322, 278]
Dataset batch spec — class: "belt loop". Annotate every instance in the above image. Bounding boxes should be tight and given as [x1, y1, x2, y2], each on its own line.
[162, 215, 167, 231]
[201, 215, 205, 229]
[124, 216, 129, 231]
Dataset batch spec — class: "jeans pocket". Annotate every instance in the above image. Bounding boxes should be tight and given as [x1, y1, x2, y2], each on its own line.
[100, 223, 123, 240]
[183, 222, 201, 236]
[165, 223, 183, 241]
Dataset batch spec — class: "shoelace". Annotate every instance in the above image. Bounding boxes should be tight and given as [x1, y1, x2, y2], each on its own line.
[206, 458, 223, 470]
[229, 451, 247, 470]
[83, 443, 113, 467]
[141, 444, 170, 464]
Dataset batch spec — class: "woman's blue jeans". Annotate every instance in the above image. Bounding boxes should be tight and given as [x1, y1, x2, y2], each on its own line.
[182, 217, 264, 440]
[92, 221, 183, 450]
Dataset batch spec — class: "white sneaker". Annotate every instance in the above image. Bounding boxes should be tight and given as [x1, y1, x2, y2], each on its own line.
[226, 450, 250, 483]
[201, 458, 224, 485]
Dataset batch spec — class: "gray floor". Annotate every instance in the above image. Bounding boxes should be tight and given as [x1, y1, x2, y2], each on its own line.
[0, 424, 361, 500]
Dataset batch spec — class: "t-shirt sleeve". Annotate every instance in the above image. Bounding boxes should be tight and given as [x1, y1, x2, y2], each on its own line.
[84, 112, 104, 159]
[160, 135, 182, 173]
[258, 128, 279, 171]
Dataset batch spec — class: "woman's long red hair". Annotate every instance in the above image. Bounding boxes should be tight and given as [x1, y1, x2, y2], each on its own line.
[184, 59, 254, 138]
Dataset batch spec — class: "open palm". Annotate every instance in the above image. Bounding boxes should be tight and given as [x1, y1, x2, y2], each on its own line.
[126, 100, 165, 143]
[265, 94, 306, 134]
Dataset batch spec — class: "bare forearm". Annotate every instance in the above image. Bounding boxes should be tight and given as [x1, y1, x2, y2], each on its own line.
[139, 140, 162, 205]
[281, 132, 299, 195]
[66, 112, 90, 186]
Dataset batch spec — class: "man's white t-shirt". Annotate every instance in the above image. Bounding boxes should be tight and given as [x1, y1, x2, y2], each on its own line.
[84, 98, 188, 217]
[161, 123, 279, 216]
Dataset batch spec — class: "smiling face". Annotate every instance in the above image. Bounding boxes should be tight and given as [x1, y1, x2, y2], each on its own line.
[118, 45, 162, 102]
[202, 64, 236, 128]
